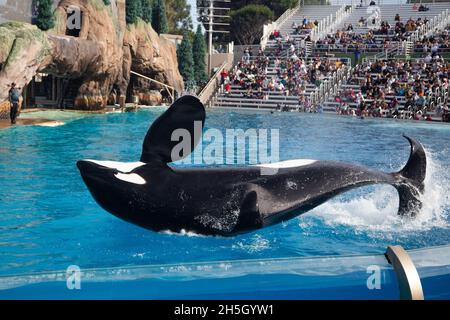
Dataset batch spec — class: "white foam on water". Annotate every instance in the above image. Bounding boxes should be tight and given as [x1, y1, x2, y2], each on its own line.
[310, 151, 449, 233]
[232, 234, 270, 253]
[161, 229, 207, 238]
[36, 121, 65, 127]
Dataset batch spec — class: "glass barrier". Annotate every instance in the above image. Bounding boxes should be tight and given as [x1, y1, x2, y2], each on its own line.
[0, 245, 448, 299]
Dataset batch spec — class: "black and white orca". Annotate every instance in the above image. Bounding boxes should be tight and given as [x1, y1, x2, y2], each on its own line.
[77, 96, 427, 236]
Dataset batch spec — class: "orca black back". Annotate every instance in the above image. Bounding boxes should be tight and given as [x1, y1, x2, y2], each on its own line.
[77, 95, 427, 236]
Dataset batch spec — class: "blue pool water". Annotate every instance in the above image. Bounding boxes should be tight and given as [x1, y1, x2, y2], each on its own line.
[0, 108, 449, 297]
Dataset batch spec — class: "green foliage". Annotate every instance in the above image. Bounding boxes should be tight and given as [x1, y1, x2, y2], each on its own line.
[266, 0, 297, 16]
[152, 0, 169, 34]
[225, 0, 326, 44]
[141, 0, 153, 24]
[103, 0, 111, 5]
[230, 5, 274, 45]
[166, 0, 193, 35]
[35, 0, 55, 31]
[192, 25, 208, 87]
[126, 0, 142, 25]
[230, 0, 297, 16]
[177, 32, 195, 90]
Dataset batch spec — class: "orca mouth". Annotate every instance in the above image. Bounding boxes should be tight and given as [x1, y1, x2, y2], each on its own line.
[77, 160, 103, 176]
[76, 160, 113, 186]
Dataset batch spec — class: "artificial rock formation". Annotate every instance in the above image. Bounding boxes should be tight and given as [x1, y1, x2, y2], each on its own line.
[0, 0, 183, 113]
[0, 22, 52, 102]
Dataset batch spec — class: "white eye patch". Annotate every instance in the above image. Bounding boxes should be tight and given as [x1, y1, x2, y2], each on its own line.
[114, 173, 146, 185]
[256, 159, 316, 169]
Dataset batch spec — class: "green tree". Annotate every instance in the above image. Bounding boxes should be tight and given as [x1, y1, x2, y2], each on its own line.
[229, 0, 297, 17]
[35, 0, 55, 31]
[192, 25, 208, 88]
[177, 32, 195, 90]
[126, 0, 141, 24]
[166, 0, 193, 34]
[152, 0, 169, 34]
[141, 0, 153, 24]
[230, 5, 274, 45]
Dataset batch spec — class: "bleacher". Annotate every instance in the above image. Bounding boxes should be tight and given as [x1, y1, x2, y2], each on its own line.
[212, 3, 450, 120]
[323, 58, 450, 120]
[314, 3, 450, 54]
[215, 54, 347, 110]
[343, 3, 448, 35]
[277, 5, 341, 38]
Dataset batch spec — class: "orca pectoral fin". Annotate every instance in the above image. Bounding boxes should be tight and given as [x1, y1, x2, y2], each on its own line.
[232, 191, 263, 234]
[140, 95, 205, 164]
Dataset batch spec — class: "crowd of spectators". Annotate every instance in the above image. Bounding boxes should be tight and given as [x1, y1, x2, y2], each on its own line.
[414, 27, 450, 54]
[315, 15, 430, 52]
[219, 5, 449, 120]
[334, 57, 449, 119]
[220, 46, 346, 101]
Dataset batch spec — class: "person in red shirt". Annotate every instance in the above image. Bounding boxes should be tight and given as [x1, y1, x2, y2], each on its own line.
[224, 82, 231, 95]
[220, 69, 228, 85]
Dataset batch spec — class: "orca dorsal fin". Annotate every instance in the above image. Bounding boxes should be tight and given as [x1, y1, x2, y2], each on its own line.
[140, 95, 205, 164]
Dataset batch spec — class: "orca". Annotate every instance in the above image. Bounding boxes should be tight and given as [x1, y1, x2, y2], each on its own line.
[77, 95, 427, 236]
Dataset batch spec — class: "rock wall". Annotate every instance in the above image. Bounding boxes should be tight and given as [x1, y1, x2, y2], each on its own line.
[0, 0, 184, 114]
[124, 20, 184, 94]
[0, 22, 53, 101]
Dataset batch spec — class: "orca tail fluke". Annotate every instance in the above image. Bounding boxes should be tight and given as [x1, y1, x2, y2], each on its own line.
[392, 135, 427, 217]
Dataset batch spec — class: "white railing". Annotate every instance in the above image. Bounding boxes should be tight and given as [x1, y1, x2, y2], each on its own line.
[260, 5, 301, 50]
[408, 9, 450, 43]
[310, 5, 353, 42]
[361, 8, 450, 63]
[311, 65, 353, 107]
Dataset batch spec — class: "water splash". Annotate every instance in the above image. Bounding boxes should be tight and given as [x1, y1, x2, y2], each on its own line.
[161, 229, 207, 238]
[232, 234, 270, 253]
[310, 150, 449, 233]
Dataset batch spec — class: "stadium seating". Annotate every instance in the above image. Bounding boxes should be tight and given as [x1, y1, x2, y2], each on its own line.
[213, 3, 450, 121]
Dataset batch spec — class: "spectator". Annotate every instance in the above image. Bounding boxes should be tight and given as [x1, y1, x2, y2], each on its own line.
[418, 4, 429, 12]
[358, 17, 366, 27]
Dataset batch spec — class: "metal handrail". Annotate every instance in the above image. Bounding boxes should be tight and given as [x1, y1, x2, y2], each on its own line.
[130, 70, 176, 103]
[314, 64, 353, 106]
[198, 61, 230, 107]
[385, 245, 424, 300]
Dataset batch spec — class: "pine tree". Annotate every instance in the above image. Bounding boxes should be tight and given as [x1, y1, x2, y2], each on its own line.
[152, 0, 168, 34]
[135, 0, 143, 18]
[192, 25, 208, 87]
[141, 0, 153, 24]
[126, 0, 141, 24]
[35, 0, 55, 31]
[177, 32, 195, 90]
